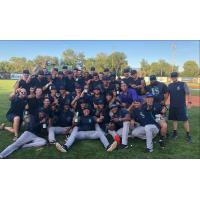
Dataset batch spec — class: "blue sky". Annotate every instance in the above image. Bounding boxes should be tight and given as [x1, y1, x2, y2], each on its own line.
[0, 40, 199, 71]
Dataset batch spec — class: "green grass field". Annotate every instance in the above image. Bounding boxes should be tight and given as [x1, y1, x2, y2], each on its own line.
[0, 80, 199, 159]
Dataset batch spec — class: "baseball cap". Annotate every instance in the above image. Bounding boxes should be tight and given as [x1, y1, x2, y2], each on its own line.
[110, 104, 119, 110]
[50, 85, 56, 90]
[104, 68, 109, 72]
[62, 65, 68, 70]
[171, 72, 178, 78]
[83, 104, 92, 111]
[93, 72, 98, 76]
[131, 69, 137, 75]
[123, 68, 130, 73]
[38, 70, 44, 76]
[93, 86, 101, 91]
[150, 75, 157, 81]
[23, 69, 30, 74]
[146, 93, 154, 98]
[102, 76, 110, 81]
[75, 84, 82, 89]
[58, 71, 64, 75]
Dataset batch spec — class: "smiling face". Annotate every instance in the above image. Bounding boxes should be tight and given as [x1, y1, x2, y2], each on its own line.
[146, 97, 154, 105]
[83, 108, 90, 116]
[43, 98, 50, 107]
[19, 88, 27, 98]
[121, 83, 128, 92]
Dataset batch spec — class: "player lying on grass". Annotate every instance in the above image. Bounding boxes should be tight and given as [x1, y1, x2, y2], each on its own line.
[55, 104, 117, 153]
[0, 109, 48, 159]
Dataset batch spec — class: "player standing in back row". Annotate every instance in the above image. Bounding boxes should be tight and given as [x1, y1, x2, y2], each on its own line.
[168, 72, 192, 143]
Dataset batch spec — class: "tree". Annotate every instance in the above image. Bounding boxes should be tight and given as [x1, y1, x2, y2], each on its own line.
[33, 55, 59, 68]
[182, 60, 199, 77]
[107, 52, 128, 75]
[0, 61, 11, 72]
[94, 53, 108, 72]
[140, 59, 151, 76]
[62, 49, 85, 68]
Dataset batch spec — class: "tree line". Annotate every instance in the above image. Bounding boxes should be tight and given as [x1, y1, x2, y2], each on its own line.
[0, 48, 199, 77]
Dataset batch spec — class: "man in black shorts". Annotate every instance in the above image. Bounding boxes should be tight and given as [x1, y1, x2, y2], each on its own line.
[168, 72, 192, 143]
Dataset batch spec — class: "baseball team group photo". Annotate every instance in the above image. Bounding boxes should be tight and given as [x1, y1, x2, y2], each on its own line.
[0, 40, 199, 159]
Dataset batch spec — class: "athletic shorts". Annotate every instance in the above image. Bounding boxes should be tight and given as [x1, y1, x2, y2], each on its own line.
[168, 106, 188, 121]
[6, 113, 21, 122]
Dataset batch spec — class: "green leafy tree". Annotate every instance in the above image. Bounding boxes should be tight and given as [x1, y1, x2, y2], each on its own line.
[33, 55, 59, 68]
[181, 60, 199, 77]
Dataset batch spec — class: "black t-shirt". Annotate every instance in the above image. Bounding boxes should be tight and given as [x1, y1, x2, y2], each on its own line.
[28, 97, 44, 116]
[18, 79, 31, 94]
[74, 76, 85, 88]
[131, 107, 160, 128]
[52, 77, 66, 91]
[168, 81, 188, 108]
[122, 77, 134, 87]
[102, 84, 116, 95]
[7, 96, 27, 117]
[58, 94, 72, 109]
[30, 77, 48, 88]
[65, 77, 75, 92]
[57, 110, 74, 127]
[145, 81, 168, 103]
[77, 116, 96, 131]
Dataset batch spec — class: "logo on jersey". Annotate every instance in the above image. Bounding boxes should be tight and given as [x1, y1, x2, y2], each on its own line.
[177, 86, 180, 91]
[151, 87, 160, 96]
[139, 112, 145, 118]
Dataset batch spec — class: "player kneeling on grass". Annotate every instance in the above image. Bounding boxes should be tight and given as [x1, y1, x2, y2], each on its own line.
[48, 101, 74, 144]
[143, 93, 168, 148]
[130, 99, 160, 153]
[107, 104, 131, 150]
[0, 88, 28, 141]
[55, 104, 116, 153]
[0, 109, 48, 159]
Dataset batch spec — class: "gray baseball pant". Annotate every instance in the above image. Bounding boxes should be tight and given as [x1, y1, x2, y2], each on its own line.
[48, 127, 70, 143]
[0, 131, 47, 158]
[131, 125, 159, 150]
[108, 121, 130, 145]
[65, 126, 109, 149]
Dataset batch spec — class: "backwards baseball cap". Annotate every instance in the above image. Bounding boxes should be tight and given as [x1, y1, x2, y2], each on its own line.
[150, 75, 157, 81]
[171, 72, 178, 78]
[23, 69, 30, 74]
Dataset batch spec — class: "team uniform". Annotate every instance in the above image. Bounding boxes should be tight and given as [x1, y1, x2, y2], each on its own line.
[131, 106, 160, 152]
[168, 81, 190, 121]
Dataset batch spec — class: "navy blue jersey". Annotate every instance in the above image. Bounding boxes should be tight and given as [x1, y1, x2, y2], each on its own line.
[7, 96, 27, 117]
[131, 107, 160, 128]
[77, 116, 96, 131]
[111, 108, 129, 129]
[18, 79, 31, 94]
[145, 81, 168, 103]
[29, 77, 48, 88]
[168, 81, 189, 107]
[28, 97, 44, 116]
[122, 77, 134, 87]
[89, 80, 103, 92]
[65, 77, 75, 92]
[57, 110, 74, 127]
[52, 77, 66, 91]
[142, 103, 163, 117]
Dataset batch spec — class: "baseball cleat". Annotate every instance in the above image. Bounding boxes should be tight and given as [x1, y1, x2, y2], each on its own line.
[145, 148, 153, 153]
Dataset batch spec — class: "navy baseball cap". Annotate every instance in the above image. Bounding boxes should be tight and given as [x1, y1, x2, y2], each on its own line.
[110, 104, 119, 110]
[93, 86, 101, 91]
[146, 93, 154, 98]
[123, 68, 130, 73]
[171, 72, 178, 78]
[83, 104, 92, 111]
[38, 70, 44, 76]
[102, 76, 110, 81]
[150, 75, 157, 81]
[23, 69, 30, 74]
[62, 65, 68, 69]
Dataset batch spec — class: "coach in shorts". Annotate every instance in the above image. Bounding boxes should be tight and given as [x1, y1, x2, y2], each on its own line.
[168, 72, 192, 143]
